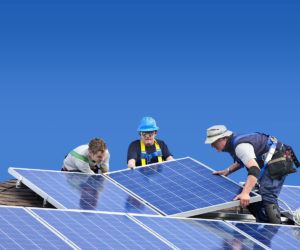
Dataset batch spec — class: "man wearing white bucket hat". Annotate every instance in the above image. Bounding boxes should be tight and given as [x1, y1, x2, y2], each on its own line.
[205, 125, 298, 224]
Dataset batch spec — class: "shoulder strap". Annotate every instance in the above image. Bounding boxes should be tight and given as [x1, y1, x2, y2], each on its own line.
[140, 140, 147, 166]
[154, 140, 163, 163]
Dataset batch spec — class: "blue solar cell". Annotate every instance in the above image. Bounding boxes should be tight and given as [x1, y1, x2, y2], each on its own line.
[9, 169, 157, 214]
[108, 157, 260, 216]
[279, 185, 300, 212]
[134, 216, 265, 249]
[231, 222, 300, 250]
[32, 209, 172, 249]
[0, 206, 72, 249]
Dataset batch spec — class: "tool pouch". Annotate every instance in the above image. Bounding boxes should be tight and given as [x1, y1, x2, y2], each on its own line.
[267, 145, 296, 179]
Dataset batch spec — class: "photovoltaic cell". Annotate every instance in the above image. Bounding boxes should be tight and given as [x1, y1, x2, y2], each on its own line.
[32, 209, 172, 250]
[8, 168, 157, 215]
[108, 157, 261, 216]
[0, 206, 72, 249]
[230, 221, 300, 250]
[134, 215, 266, 249]
[279, 185, 300, 212]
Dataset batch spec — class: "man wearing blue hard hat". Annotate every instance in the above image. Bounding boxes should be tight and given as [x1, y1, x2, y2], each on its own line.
[127, 117, 173, 168]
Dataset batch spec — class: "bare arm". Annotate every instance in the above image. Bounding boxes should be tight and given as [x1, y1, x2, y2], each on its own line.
[233, 159, 259, 207]
[213, 162, 241, 177]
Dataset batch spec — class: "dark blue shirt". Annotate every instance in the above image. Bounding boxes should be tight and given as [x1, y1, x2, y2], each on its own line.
[127, 139, 172, 166]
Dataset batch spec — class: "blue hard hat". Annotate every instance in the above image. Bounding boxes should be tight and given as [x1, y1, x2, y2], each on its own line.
[137, 117, 159, 132]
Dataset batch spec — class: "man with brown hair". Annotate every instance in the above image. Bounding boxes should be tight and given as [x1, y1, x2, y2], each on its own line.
[62, 138, 110, 174]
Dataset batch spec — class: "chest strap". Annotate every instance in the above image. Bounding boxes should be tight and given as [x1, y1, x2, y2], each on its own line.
[140, 140, 163, 166]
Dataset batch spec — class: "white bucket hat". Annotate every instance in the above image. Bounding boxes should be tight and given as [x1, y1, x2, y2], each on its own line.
[205, 125, 233, 144]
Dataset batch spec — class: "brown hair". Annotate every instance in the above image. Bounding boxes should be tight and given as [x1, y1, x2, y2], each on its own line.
[88, 138, 107, 155]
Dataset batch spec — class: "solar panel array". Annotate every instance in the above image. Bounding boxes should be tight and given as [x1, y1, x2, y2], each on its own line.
[2, 206, 299, 249]
[32, 209, 171, 249]
[9, 158, 261, 217]
[8, 168, 157, 215]
[0, 206, 73, 249]
[133, 215, 266, 249]
[108, 157, 261, 216]
[229, 221, 300, 250]
[6, 157, 300, 248]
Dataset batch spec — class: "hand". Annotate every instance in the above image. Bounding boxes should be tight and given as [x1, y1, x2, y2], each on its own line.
[213, 169, 230, 177]
[234, 192, 250, 208]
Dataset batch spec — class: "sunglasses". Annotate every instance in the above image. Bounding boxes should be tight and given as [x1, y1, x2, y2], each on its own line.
[140, 131, 156, 137]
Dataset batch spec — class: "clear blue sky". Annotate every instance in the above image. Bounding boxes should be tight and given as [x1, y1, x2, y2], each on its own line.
[0, 0, 299, 185]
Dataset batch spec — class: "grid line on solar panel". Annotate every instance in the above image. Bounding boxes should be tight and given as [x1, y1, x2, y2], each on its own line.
[227, 221, 300, 250]
[30, 208, 173, 250]
[0, 206, 74, 249]
[8, 168, 158, 215]
[131, 215, 267, 250]
[108, 157, 261, 217]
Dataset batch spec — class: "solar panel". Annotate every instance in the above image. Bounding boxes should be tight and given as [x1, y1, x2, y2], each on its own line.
[133, 215, 267, 249]
[229, 221, 300, 250]
[8, 168, 158, 215]
[279, 185, 300, 212]
[108, 157, 261, 217]
[31, 209, 173, 249]
[0, 206, 73, 249]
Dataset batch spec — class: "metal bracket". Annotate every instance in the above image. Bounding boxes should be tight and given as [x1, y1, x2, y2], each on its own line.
[42, 198, 47, 207]
[16, 178, 23, 188]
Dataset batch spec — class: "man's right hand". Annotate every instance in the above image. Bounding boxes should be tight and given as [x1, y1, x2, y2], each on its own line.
[127, 159, 136, 169]
[213, 169, 230, 177]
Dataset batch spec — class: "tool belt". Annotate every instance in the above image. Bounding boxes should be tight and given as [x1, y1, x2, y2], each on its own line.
[267, 145, 297, 179]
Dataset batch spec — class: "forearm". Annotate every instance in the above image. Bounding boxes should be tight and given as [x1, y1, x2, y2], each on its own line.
[101, 154, 110, 173]
[100, 165, 109, 174]
[242, 175, 257, 194]
[228, 162, 241, 174]
[79, 164, 95, 174]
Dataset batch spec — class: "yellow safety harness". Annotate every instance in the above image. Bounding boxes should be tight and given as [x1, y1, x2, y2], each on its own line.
[140, 140, 163, 166]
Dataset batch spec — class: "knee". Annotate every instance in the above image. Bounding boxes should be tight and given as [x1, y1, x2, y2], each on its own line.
[264, 203, 282, 224]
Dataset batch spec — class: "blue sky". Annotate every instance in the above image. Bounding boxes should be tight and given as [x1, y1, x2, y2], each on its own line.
[0, 0, 299, 185]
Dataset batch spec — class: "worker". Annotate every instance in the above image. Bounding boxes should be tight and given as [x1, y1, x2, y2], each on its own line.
[127, 117, 173, 168]
[62, 138, 110, 174]
[205, 125, 298, 224]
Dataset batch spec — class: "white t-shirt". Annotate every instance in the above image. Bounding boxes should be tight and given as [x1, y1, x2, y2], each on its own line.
[235, 143, 256, 167]
[63, 145, 110, 174]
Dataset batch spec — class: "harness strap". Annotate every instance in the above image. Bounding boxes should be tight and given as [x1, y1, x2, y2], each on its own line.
[140, 140, 162, 166]
[259, 136, 278, 179]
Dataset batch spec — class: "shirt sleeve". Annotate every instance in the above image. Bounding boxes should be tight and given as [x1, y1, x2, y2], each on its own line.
[127, 141, 138, 163]
[235, 143, 256, 166]
[160, 141, 172, 160]
[69, 156, 94, 174]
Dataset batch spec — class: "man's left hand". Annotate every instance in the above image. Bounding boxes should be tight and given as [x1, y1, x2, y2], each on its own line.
[234, 192, 250, 207]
